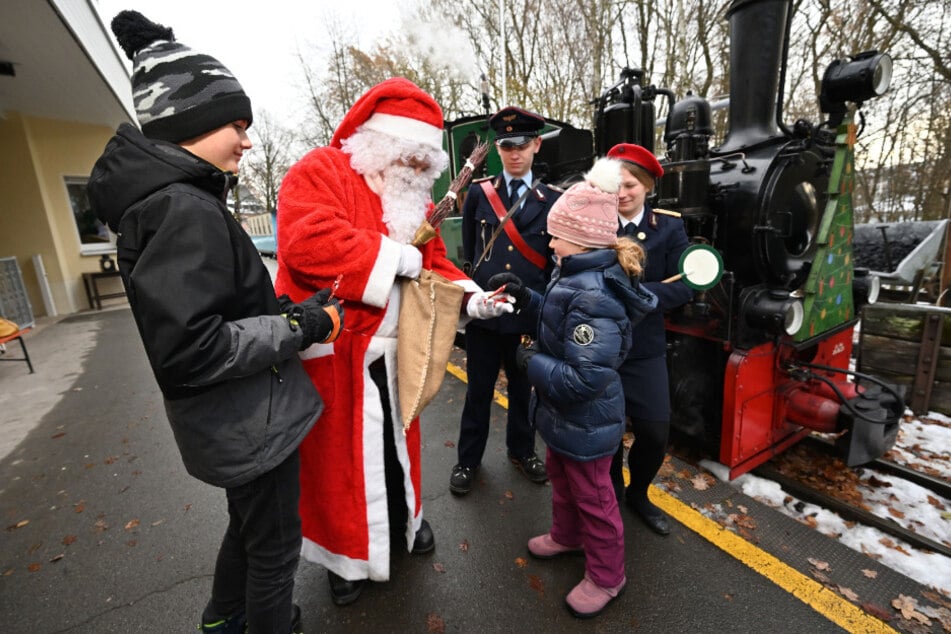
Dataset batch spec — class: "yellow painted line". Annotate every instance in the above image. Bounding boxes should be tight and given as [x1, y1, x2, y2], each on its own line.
[445, 362, 897, 634]
[651, 488, 896, 633]
[446, 362, 508, 409]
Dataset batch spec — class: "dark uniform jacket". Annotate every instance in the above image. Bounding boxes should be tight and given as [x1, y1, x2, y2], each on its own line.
[462, 175, 561, 335]
[522, 250, 657, 461]
[622, 204, 694, 359]
[88, 123, 321, 488]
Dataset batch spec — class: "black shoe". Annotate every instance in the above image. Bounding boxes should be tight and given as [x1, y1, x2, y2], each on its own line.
[509, 453, 548, 483]
[199, 611, 246, 633]
[290, 603, 303, 634]
[412, 519, 435, 554]
[449, 464, 478, 495]
[626, 497, 671, 536]
[328, 570, 365, 606]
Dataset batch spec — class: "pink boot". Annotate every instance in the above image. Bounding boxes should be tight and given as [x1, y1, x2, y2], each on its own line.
[527, 533, 583, 559]
[565, 573, 626, 618]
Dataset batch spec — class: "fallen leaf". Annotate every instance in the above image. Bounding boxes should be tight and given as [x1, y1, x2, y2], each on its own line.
[62, 535, 77, 546]
[94, 519, 108, 532]
[458, 540, 469, 553]
[892, 594, 932, 625]
[74, 502, 85, 514]
[528, 574, 544, 595]
[27, 563, 40, 573]
[426, 613, 446, 633]
[51, 432, 66, 439]
[724, 593, 734, 601]
[124, 519, 140, 531]
[443, 440, 455, 448]
[28, 543, 42, 554]
[861, 569, 877, 579]
[7, 519, 29, 530]
[151, 519, 164, 527]
[515, 557, 528, 568]
[887, 507, 905, 520]
[49, 554, 64, 563]
[3, 569, 13, 576]
[861, 602, 893, 621]
[837, 585, 859, 601]
[432, 562, 446, 573]
[504, 491, 514, 500]
[691, 473, 715, 491]
[808, 557, 831, 571]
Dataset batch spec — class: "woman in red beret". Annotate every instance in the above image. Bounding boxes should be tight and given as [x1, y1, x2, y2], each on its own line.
[605, 143, 694, 536]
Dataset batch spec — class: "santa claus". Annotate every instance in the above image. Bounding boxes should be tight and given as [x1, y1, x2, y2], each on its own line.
[275, 78, 513, 606]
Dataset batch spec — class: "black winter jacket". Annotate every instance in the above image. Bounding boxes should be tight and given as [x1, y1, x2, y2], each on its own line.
[88, 123, 321, 488]
[523, 249, 657, 461]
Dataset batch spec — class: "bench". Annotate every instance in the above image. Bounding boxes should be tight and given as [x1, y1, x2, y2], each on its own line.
[0, 327, 33, 373]
[82, 271, 126, 310]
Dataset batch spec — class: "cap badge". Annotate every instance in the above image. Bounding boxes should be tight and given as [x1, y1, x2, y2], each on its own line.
[503, 114, 517, 122]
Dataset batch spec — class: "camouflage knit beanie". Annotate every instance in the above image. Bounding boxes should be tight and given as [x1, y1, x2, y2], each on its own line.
[110, 10, 252, 143]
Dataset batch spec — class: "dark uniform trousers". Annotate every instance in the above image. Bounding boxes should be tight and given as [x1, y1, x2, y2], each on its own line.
[457, 175, 560, 467]
[610, 207, 693, 500]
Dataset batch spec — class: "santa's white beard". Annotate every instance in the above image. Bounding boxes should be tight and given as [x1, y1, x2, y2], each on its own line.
[379, 163, 433, 244]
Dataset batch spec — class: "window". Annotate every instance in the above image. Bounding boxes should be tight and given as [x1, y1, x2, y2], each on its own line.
[65, 177, 116, 254]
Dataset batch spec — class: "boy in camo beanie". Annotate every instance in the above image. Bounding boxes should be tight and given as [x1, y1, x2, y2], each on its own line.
[86, 10, 340, 634]
[111, 10, 252, 143]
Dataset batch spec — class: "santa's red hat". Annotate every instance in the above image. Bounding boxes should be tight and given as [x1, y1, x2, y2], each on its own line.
[607, 143, 664, 178]
[331, 77, 444, 150]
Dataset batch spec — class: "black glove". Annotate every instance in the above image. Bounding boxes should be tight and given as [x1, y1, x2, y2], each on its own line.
[487, 272, 531, 311]
[283, 290, 344, 349]
[516, 340, 538, 373]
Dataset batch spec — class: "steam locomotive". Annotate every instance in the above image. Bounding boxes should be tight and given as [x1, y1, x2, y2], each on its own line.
[438, 0, 903, 478]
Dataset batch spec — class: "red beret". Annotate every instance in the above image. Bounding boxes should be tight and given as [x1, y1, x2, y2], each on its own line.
[607, 143, 664, 179]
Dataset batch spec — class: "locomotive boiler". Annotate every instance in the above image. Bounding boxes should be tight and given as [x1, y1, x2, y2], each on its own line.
[439, 0, 903, 478]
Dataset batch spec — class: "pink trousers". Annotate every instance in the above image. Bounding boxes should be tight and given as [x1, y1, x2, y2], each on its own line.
[547, 447, 625, 587]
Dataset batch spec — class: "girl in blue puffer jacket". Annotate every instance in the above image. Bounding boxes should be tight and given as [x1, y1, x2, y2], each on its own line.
[491, 158, 657, 618]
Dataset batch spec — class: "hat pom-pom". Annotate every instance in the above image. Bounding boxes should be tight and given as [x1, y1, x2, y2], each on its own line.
[584, 157, 622, 194]
[111, 10, 174, 60]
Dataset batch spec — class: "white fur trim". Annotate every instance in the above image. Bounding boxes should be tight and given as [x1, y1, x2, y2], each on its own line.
[364, 236, 403, 307]
[585, 157, 623, 194]
[363, 113, 443, 150]
[299, 341, 334, 360]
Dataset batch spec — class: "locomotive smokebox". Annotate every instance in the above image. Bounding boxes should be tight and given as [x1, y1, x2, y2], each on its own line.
[715, 0, 791, 154]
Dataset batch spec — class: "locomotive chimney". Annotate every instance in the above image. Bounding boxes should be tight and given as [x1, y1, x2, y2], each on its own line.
[715, 0, 791, 154]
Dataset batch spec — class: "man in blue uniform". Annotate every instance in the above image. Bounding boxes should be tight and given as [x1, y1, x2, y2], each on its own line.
[451, 107, 562, 495]
[607, 143, 694, 535]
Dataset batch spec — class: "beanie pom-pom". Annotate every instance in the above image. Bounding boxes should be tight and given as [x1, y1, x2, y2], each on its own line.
[111, 10, 174, 60]
[584, 157, 622, 194]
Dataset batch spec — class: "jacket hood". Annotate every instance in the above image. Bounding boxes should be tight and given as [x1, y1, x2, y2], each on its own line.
[605, 262, 658, 327]
[88, 123, 236, 233]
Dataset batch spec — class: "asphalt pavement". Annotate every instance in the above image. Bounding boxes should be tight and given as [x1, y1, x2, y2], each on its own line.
[0, 306, 941, 633]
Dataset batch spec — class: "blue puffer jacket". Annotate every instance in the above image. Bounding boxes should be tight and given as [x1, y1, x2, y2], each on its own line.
[523, 249, 658, 461]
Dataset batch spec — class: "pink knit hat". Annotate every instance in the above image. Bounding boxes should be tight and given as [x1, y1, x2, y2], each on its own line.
[547, 158, 623, 248]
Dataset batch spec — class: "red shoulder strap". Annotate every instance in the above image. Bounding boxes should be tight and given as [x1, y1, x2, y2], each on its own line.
[479, 181, 547, 270]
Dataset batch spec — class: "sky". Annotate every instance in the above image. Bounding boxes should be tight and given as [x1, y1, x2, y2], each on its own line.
[92, 0, 410, 122]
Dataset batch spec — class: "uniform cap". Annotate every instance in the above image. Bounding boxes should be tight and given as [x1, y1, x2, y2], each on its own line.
[490, 106, 545, 147]
[606, 143, 664, 178]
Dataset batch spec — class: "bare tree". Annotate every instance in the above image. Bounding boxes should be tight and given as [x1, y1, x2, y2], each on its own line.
[293, 0, 950, 225]
[242, 110, 297, 214]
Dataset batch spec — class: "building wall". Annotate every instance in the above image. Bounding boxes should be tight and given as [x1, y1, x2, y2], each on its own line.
[0, 113, 118, 317]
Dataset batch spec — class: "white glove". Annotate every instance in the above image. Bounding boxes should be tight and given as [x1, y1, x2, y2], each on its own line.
[397, 245, 423, 278]
[467, 291, 516, 320]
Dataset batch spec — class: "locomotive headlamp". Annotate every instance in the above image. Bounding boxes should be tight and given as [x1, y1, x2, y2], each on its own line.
[742, 289, 805, 336]
[820, 50, 892, 111]
[852, 268, 881, 311]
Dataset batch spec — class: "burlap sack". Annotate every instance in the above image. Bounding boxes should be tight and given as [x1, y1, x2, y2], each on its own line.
[397, 269, 464, 430]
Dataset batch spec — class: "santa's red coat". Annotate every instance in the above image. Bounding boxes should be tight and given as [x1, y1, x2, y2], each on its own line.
[275, 147, 477, 581]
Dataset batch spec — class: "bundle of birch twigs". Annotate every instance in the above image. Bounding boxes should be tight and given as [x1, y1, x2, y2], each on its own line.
[412, 141, 490, 246]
